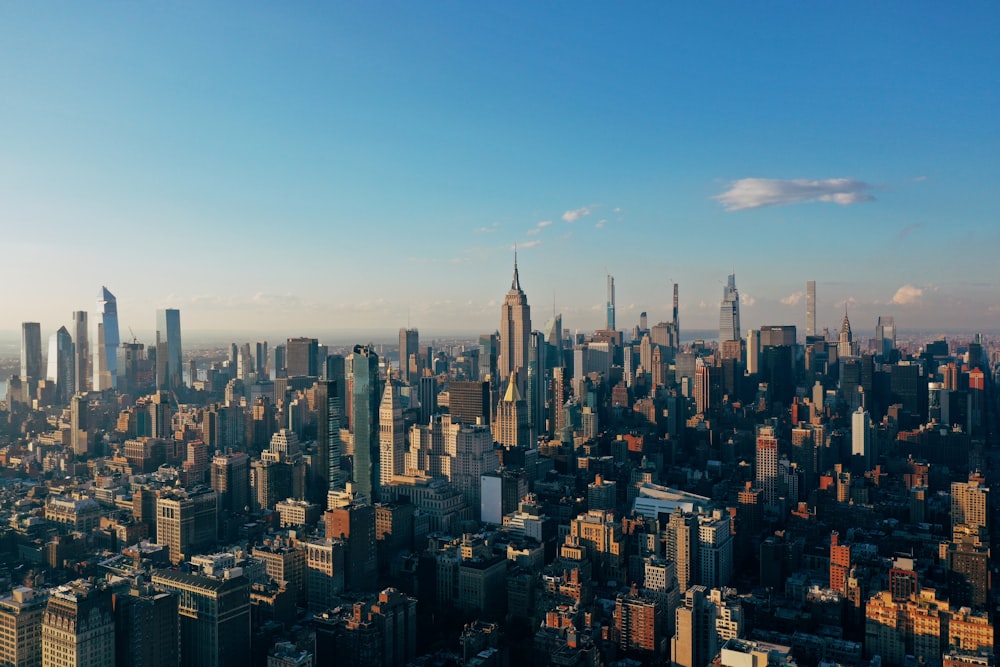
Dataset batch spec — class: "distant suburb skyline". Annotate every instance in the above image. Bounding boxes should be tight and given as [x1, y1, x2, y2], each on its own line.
[2, 3, 998, 336]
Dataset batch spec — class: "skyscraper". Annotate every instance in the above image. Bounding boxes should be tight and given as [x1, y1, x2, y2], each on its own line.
[852, 407, 873, 469]
[351, 345, 380, 501]
[606, 274, 616, 331]
[719, 273, 740, 344]
[756, 424, 779, 507]
[20, 322, 42, 382]
[806, 280, 816, 338]
[399, 328, 419, 383]
[876, 315, 896, 360]
[313, 380, 344, 502]
[72, 311, 91, 393]
[156, 308, 183, 391]
[498, 254, 531, 389]
[95, 286, 120, 390]
[378, 371, 405, 500]
[42, 580, 115, 667]
[286, 337, 319, 377]
[47, 326, 75, 404]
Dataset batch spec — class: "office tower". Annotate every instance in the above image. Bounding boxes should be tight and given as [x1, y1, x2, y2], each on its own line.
[838, 311, 855, 358]
[273, 344, 287, 379]
[666, 511, 698, 594]
[42, 580, 115, 667]
[306, 538, 346, 610]
[379, 373, 405, 499]
[672, 586, 717, 667]
[399, 327, 419, 383]
[0, 586, 46, 667]
[155, 487, 218, 564]
[587, 474, 617, 511]
[755, 424, 779, 507]
[155, 308, 183, 391]
[567, 509, 627, 585]
[719, 273, 740, 344]
[698, 511, 733, 588]
[606, 274, 616, 331]
[313, 380, 344, 503]
[806, 280, 816, 337]
[21, 321, 42, 382]
[673, 282, 680, 337]
[449, 381, 491, 425]
[113, 583, 179, 667]
[286, 337, 319, 377]
[211, 450, 250, 515]
[418, 375, 437, 424]
[852, 407, 874, 468]
[253, 539, 307, 604]
[498, 254, 532, 388]
[526, 330, 547, 443]
[325, 503, 377, 592]
[255, 341, 269, 379]
[47, 326, 75, 404]
[151, 569, 250, 667]
[478, 333, 499, 384]
[115, 341, 146, 397]
[72, 311, 91, 393]
[351, 345, 380, 501]
[251, 456, 292, 511]
[494, 374, 529, 449]
[746, 329, 759, 374]
[95, 286, 120, 390]
[70, 393, 90, 456]
[876, 315, 896, 360]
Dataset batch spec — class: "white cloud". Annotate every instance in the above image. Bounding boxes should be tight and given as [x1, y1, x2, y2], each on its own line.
[715, 178, 876, 211]
[781, 291, 804, 306]
[595, 219, 606, 229]
[891, 284, 923, 305]
[740, 293, 756, 306]
[562, 206, 592, 222]
[528, 220, 552, 235]
[519, 239, 542, 249]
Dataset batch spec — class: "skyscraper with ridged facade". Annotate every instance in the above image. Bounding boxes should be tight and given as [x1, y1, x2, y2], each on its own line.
[498, 254, 531, 390]
[719, 273, 740, 344]
[95, 286, 120, 390]
[351, 345, 380, 502]
[156, 308, 183, 391]
[378, 368, 404, 500]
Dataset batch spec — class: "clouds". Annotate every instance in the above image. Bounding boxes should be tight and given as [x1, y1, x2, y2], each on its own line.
[780, 291, 804, 306]
[562, 206, 592, 222]
[715, 178, 876, 211]
[891, 284, 923, 305]
[527, 220, 552, 235]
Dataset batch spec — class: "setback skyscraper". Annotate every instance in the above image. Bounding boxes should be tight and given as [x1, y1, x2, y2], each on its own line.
[719, 274, 740, 344]
[498, 254, 531, 389]
[156, 308, 183, 391]
[95, 286, 120, 390]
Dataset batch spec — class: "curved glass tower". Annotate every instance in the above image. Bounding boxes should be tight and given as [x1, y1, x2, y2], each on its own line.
[95, 286, 120, 390]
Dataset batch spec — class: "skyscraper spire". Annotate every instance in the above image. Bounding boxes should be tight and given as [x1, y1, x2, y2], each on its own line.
[511, 247, 521, 292]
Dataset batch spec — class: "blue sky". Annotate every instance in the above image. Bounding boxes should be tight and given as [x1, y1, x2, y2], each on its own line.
[2, 3, 998, 343]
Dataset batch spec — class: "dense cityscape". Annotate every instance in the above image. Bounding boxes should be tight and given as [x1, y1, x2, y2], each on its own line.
[0, 264, 997, 667]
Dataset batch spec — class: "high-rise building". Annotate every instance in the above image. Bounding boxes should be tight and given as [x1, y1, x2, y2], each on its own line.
[20, 322, 43, 383]
[211, 450, 250, 515]
[155, 308, 183, 391]
[493, 374, 529, 449]
[399, 328, 419, 383]
[313, 380, 345, 503]
[498, 254, 531, 389]
[286, 337, 319, 377]
[378, 374, 405, 500]
[698, 511, 733, 588]
[70, 393, 90, 456]
[273, 344, 287, 379]
[606, 274, 616, 331]
[324, 503, 377, 592]
[113, 582, 179, 667]
[806, 280, 816, 338]
[155, 487, 218, 565]
[852, 407, 874, 469]
[951, 474, 989, 542]
[719, 274, 740, 344]
[255, 341, 269, 379]
[0, 586, 47, 667]
[351, 345, 380, 501]
[449, 381, 491, 425]
[42, 580, 115, 667]
[755, 425, 779, 507]
[614, 587, 664, 658]
[672, 586, 717, 667]
[526, 330, 547, 444]
[876, 315, 896, 360]
[838, 311, 855, 358]
[47, 326, 75, 404]
[95, 286, 120, 390]
[151, 569, 250, 667]
[72, 311, 91, 393]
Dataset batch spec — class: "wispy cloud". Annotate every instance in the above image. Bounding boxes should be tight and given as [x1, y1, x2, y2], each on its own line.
[527, 220, 552, 235]
[595, 219, 607, 229]
[899, 223, 925, 238]
[516, 239, 542, 249]
[562, 206, 592, 223]
[715, 178, 876, 211]
[891, 284, 923, 305]
[913, 175, 927, 182]
[740, 293, 756, 306]
[475, 223, 500, 233]
[781, 291, 804, 306]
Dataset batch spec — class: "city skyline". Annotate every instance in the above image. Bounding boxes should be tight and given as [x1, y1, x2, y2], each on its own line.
[2, 4, 999, 335]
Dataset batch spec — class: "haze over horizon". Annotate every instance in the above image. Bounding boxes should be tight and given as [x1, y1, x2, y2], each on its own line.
[3, 4, 998, 337]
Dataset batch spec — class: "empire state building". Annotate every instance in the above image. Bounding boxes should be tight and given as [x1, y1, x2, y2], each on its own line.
[498, 254, 531, 388]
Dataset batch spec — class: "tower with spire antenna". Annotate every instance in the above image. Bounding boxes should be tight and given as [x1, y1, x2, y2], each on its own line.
[719, 273, 741, 344]
[838, 309, 856, 357]
[378, 363, 405, 501]
[498, 251, 532, 391]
